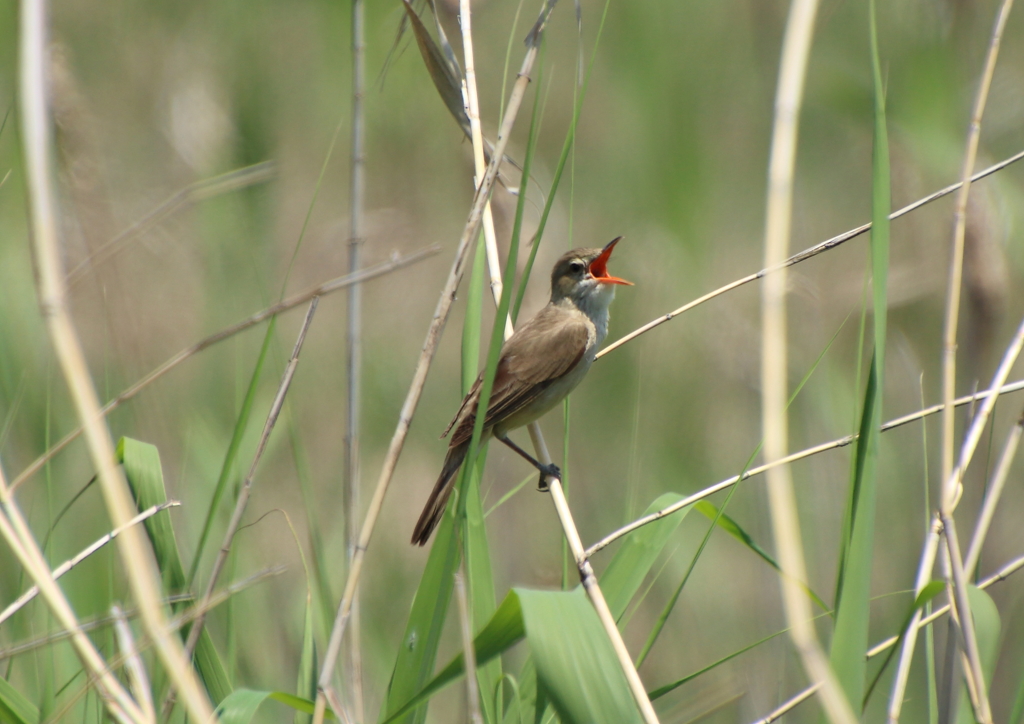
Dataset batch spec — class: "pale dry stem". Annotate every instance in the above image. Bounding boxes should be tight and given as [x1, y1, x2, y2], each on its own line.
[113, 605, 156, 724]
[963, 407, 1024, 578]
[527, 426, 661, 724]
[343, 0, 367, 716]
[20, 0, 214, 719]
[598, 149, 1024, 361]
[459, 12, 655, 718]
[0, 501, 180, 626]
[10, 246, 439, 493]
[585, 378, 1024, 557]
[178, 299, 319, 681]
[760, 0, 854, 721]
[936, 4, 1015, 717]
[757, 550, 1024, 724]
[886, 515, 941, 723]
[313, 18, 548, 721]
[0, 464, 144, 724]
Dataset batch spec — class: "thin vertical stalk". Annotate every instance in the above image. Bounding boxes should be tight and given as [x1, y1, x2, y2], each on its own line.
[759, 0, 855, 721]
[886, 516, 941, 723]
[526, 427, 661, 724]
[940, 0, 1015, 515]
[19, 1, 215, 720]
[460, 0, 512, 337]
[0, 466, 143, 724]
[963, 408, 1024, 578]
[344, 0, 366, 718]
[942, 513, 991, 722]
[313, 15, 554, 720]
[182, 300, 319, 665]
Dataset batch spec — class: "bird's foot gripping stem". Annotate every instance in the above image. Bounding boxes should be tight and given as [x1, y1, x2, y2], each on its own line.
[495, 433, 560, 492]
[537, 463, 561, 492]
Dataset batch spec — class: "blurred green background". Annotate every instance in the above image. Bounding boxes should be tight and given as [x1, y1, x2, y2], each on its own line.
[2, 0, 1024, 720]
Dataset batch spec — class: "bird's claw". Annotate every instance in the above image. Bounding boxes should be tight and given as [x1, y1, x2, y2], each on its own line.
[537, 463, 561, 491]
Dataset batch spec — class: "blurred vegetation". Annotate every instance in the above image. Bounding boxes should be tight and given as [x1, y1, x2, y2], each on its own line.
[2, 0, 1024, 721]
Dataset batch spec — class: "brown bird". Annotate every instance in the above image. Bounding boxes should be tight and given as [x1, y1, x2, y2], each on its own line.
[411, 238, 632, 545]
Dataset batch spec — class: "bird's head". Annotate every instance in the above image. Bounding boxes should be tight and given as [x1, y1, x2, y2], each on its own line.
[550, 237, 632, 308]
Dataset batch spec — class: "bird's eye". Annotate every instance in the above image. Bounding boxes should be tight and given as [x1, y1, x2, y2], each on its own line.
[569, 261, 585, 274]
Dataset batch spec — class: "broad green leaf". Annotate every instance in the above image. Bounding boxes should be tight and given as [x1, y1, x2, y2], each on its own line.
[599, 493, 689, 620]
[216, 689, 333, 724]
[382, 590, 525, 724]
[379, 489, 461, 724]
[829, 3, 890, 710]
[516, 588, 642, 724]
[0, 676, 38, 724]
[955, 585, 1001, 724]
[119, 437, 232, 703]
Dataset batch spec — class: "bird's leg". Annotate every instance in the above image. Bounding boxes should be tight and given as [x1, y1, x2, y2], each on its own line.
[494, 433, 560, 491]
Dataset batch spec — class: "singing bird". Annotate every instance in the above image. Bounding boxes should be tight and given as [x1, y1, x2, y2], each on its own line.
[411, 238, 632, 545]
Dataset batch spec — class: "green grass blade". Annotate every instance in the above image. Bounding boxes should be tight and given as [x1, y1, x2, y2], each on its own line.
[862, 581, 944, 708]
[0, 674, 39, 724]
[465, 458, 501, 724]
[828, 1, 890, 710]
[516, 588, 643, 724]
[638, 318, 846, 666]
[188, 315, 276, 587]
[379, 491, 462, 724]
[118, 437, 232, 704]
[693, 501, 829, 613]
[295, 592, 316, 724]
[648, 626, 791, 701]
[216, 689, 334, 724]
[512, 0, 612, 322]
[955, 586, 1000, 724]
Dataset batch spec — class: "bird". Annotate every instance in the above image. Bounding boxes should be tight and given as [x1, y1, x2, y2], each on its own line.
[411, 237, 632, 545]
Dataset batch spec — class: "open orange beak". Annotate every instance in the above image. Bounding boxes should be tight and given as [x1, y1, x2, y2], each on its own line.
[588, 237, 633, 286]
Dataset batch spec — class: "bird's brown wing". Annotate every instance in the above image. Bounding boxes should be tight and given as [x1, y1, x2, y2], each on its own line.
[444, 306, 590, 446]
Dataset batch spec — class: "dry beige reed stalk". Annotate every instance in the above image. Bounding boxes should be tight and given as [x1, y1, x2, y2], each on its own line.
[313, 10, 554, 719]
[0, 501, 180, 626]
[9, 246, 439, 493]
[179, 299, 319, 672]
[0, 465, 144, 724]
[343, 0, 367, 716]
[886, 515, 942, 723]
[113, 605, 156, 724]
[759, 0, 855, 721]
[457, 6, 657, 718]
[935, 3, 1016, 717]
[963, 407, 1024, 577]
[66, 161, 275, 286]
[19, 0, 215, 719]
[525, 426, 662, 724]
[585, 378, 1024, 557]
[597, 149, 1024, 360]
[757, 550, 1024, 724]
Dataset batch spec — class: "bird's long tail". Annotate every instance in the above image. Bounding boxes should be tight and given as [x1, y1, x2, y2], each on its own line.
[411, 440, 469, 545]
